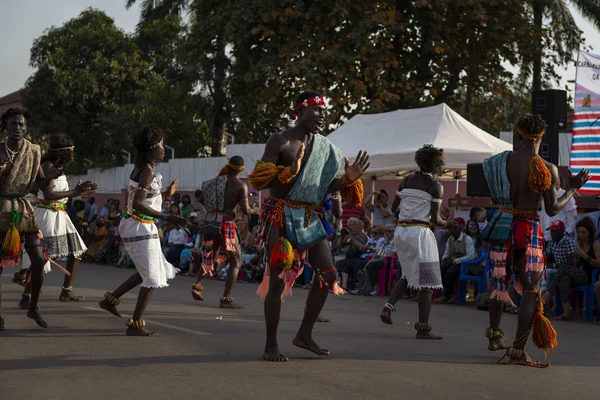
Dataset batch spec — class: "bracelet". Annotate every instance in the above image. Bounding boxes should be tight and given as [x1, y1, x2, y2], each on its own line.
[330, 194, 341, 201]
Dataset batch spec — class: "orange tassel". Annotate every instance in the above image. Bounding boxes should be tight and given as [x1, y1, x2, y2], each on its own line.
[340, 176, 364, 207]
[2, 223, 21, 259]
[269, 237, 294, 270]
[528, 155, 552, 193]
[531, 293, 558, 355]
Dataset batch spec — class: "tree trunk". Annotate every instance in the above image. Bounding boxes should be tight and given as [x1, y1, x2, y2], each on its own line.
[531, 0, 543, 96]
[210, 31, 227, 157]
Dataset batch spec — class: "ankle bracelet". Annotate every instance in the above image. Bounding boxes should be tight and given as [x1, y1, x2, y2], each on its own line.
[126, 319, 146, 329]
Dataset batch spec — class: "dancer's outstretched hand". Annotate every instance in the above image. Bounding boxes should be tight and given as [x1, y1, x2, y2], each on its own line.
[166, 178, 180, 198]
[569, 168, 590, 190]
[344, 150, 371, 182]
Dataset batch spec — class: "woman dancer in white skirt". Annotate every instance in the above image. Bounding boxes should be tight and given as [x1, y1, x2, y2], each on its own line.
[98, 125, 187, 336]
[19, 134, 97, 309]
[379, 145, 458, 340]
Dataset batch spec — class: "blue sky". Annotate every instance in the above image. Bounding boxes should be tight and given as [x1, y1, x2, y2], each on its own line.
[1, 0, 599, 98]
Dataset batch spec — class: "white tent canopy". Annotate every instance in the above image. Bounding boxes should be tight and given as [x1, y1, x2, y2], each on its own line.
[327, 103, 512, 176]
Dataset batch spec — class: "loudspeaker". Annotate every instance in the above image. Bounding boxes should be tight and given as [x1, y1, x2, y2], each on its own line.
[514, 90, 567, 165]
[466, 163, 490, 197]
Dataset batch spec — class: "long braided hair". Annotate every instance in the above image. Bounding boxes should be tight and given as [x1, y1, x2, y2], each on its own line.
[514, 114, 551, 193]
[41, 133, 75, 172]
[133, 125, 164, 167]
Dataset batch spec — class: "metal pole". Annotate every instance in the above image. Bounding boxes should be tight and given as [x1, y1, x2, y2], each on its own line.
[121, 150, 131, 164]
[225, 133, 235, 145]
[164, 145, 175, 160]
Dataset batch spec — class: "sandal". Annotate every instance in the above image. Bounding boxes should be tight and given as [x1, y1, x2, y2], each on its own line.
[497, 347, 549, 368]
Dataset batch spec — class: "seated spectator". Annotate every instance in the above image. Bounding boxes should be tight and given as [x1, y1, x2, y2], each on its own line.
[363, 224, 385, 258]
[181, 194, 192, 219]
[434, 218, 476, 304]
[336, 217, 369, 290]
[99, 198, 112, 218]
[164, 224, 192, 271]
[470, 207, 488, 231]
[363, 190, 393, 226]
[352, 224, 397, 295]
[465, 219, 484, 249]
[334, 227, 351, 255]
[541, 219, 576, 307]
[180, 223, 201, 275]
[542, 219, 591, 321]
[105, 199, 122, 229]
[87, 217, 110, 258]
[237, 218, 255, 254]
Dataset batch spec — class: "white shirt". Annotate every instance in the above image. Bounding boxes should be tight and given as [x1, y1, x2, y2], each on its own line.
[540, 188, 577, 241]
[442, 233, 477, 265]
[168, 228, 190, 246]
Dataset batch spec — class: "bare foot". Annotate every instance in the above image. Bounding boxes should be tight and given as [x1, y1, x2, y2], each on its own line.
[98, 299, 122, 318]
[59, 291, 85, 302]
[126, 326, 158, 336]
[317, 314, 331, 323]
[292, 336, 330, 356]
[262, 347, 289, 362]
[415, 331, 442, 340]
[27, 309, 48, 328]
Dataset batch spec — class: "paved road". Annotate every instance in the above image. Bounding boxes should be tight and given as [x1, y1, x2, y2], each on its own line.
[1, 261, 599, 400]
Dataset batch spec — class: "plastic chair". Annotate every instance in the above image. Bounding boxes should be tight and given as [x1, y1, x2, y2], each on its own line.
[457, 249, 489, 306]
[555, 269, 599, 322]
[378, 256, 397, 296]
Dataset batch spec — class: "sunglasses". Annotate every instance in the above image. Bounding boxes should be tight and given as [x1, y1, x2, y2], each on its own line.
[385, 229, 394, 232]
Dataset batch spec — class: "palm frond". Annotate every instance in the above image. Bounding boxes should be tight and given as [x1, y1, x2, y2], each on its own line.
[570, 0, 600, 30]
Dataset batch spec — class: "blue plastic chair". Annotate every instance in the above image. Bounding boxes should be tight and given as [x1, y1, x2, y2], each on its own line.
[555, 269, 599, 322]
[457, 249, 489, 306]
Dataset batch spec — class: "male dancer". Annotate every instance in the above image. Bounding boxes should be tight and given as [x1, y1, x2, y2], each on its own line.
[482, 114, 588, 367]
[191, 156, 250, 309]
[249, 91, 370, 361]
[0, 108, 57, 329]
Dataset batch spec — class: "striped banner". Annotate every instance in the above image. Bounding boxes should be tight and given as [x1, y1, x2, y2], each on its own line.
[570, 51, 600, 194]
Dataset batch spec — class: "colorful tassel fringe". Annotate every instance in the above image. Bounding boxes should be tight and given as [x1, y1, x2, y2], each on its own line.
[270, 237, 294, 271]
[513, 290, 557, 357]
[528, 155, 552, 193]
[530, 291, 558, 354]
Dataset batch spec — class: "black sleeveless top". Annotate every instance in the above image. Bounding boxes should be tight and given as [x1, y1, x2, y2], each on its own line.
[581, 245, 597, 284]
